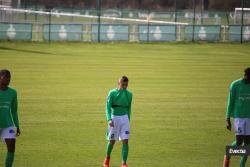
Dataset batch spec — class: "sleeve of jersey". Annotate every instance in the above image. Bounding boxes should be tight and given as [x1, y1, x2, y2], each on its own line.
[226, 82, 236, 118]
[106, 92, 112, 121]
[128, 94, 133, 120]
[11, 92, 20, 128]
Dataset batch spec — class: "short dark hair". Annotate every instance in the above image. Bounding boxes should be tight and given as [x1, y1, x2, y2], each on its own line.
[0, 69, 11, 78]
[244, 67, 250, 83]
[120, 76, 129, 83]
[244, 67, 250, 77]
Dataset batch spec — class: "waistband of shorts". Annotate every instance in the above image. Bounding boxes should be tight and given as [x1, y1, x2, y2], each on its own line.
[234, 118, 250, 121]
[0, 126, 15, 130]
[111, 114, 128, 119]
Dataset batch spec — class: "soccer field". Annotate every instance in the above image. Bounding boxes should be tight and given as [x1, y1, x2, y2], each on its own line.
[0, 42, 250, 167]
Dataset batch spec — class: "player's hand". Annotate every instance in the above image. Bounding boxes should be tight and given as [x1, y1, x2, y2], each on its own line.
[226, 119, 231, 131]
[16, 128, 21, 137]
[108, 120, 114, 127]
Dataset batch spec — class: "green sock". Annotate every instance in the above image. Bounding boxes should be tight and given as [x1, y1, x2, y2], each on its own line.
[106, 143, 114, 157]
[240, 144, 249, 167]
[5, 152, 14, 167]
[240, 156, 247, 167]
[122, 143, 129, 164]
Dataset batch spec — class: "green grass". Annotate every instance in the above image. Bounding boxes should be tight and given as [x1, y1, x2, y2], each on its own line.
[0, 42, 250, 167]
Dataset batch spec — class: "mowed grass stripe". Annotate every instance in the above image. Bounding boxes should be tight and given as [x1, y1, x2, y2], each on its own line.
[0, 42, 249, 167]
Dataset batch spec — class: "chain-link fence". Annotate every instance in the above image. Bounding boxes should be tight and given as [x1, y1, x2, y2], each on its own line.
[0, 0, 249, 43]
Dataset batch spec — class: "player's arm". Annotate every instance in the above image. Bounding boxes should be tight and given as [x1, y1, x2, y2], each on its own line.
[226, 82, 236, 131]
[11, 91, 20, 136]
[106, 91, 113, 123]
[128, 94, 133, 121]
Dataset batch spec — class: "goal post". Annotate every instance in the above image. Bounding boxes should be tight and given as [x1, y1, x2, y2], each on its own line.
[234, 8, 250, 24]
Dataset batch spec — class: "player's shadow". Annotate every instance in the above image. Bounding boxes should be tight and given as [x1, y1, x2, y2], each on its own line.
[0, 46, 54, 55]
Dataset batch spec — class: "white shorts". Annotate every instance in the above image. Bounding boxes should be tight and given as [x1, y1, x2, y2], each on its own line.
[234, 118, 250, 135]
[0, 126, 16, 142]
[106, 115, 130, 141]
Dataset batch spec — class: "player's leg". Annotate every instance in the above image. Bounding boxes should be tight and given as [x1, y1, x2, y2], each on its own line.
[121, 139, 129, 167]
[240, 119, 250, 167]
[239, 136, 250, 167]
[120, 115, 130, 167]
[223, 140, 237, 167]
[236, 135, 244, 146]
[106, 140, 116, 158]
[223, 136, 244, 167]
[223, 118, 244, 167]
[5, 139, 16, 167]
[235, 135, 244, 167]
[104, 140, 116, 167]
[239, 118, 250, 167]
[104, 117, 119, 167]
[2, 127, 16, 167]
[5, 139, 15, 167]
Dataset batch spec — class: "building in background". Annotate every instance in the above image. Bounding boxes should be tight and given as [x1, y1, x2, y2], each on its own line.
[0, 0, 11, 6]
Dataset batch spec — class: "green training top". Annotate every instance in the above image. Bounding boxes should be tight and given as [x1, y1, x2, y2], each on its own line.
[106, 88, 133, 121]
[0, 87, 19, 128]
[227, 79, 250, 119]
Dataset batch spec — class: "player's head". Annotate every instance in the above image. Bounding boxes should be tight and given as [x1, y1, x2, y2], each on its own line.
[118, 76, 129, 90]
[0, 69, 11, 88]
[244, 67, 250, 83]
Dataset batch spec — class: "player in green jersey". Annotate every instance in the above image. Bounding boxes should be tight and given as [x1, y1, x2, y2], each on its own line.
[223, 68, 250, 167]
[0, 69, 21, 167]
[103, 76, 133, 167]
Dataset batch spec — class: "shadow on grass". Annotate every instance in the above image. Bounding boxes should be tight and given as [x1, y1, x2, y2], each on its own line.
[0, 46, 54, 55]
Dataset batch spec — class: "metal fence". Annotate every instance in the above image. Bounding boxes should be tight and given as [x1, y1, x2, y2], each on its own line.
[0, 2, 249, 43]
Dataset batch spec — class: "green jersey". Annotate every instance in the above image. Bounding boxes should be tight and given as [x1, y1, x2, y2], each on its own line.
[106, 88, 133, 121]
[0, 87, 19, 128]
[226, 79, 250, 118]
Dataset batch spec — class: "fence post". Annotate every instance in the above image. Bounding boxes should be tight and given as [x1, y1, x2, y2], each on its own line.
[240, 0, 245, 44]
[147, 9, 150, 42]
[174, 0, 177, 22]
[24, 0, 27, 20]
[201, 0, 204, 24]
[96, 0, 101, 43]
[222, 25, 227, 42]
[35, 0, 38, 23]
[192, 0, 196, 42]
[48, 9, 51, 42]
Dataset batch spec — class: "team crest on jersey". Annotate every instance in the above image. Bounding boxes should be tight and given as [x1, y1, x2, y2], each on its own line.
[125, 131, 130, 135]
